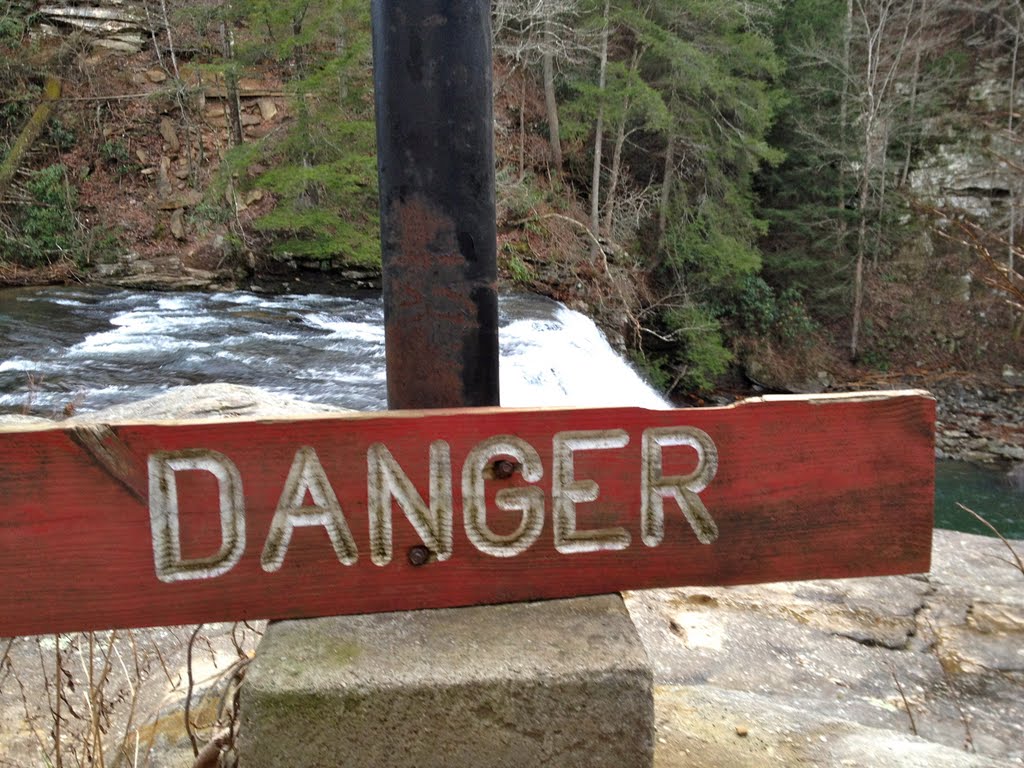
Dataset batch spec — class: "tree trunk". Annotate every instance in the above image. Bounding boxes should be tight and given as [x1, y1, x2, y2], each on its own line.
[589, 0, 610, 259]
[159, 0, 180, 78]
[221, 15, 244, 147]
[1008, 12, 1021, 280]
[1010, 201, 1017, 286]
[0, 76, 61, 200]
[336, 24, 349, 104]
[289, 1, 314, 75]
[899, 0, 926, 189]
[519, 74, 527, 179]
[836, 0, 854, 251]
[851, 246, 865, 361]
[602, 109, 629, 235]
[602, 50, 639, 234]
[658, 131, 675, 251]
[838, 0, 853, 180]
[542, 17, 563, 171]
[874, 120, 889, 268]
[851, 168, 870, 361]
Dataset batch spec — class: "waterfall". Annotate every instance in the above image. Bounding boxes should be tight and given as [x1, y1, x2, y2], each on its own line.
[0, 287, 667, 416]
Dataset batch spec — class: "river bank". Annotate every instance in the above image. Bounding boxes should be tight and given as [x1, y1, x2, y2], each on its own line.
[931, 376, 1024, 467]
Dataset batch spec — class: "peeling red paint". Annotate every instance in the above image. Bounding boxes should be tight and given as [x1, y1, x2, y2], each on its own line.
[0, 392, 935, 635]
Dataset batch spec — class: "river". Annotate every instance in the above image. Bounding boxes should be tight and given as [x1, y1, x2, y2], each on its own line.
[1, 286, 1020, 538]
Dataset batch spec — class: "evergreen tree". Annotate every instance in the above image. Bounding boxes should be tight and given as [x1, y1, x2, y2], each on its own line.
[559, 0, 782, 390]
[223, 0, 380, 266]
[757, 0, 959, 359]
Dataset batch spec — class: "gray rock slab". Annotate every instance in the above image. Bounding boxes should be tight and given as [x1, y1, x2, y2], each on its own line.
[626, 578, 945, 735]
[654, 685, 1015, 768]
[238, 595, 654, 768]
[68, 382, 346, 423]
[0, 414, 53, 427]
[626, 530, 1024, 764]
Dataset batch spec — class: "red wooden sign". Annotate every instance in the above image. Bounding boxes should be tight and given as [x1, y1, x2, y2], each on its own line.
[0, 391, 934, 636]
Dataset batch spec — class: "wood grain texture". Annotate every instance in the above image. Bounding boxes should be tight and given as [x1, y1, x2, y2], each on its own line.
[0, 391, 935, 636]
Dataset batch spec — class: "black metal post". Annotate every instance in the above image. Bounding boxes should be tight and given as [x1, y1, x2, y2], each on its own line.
[371, 0, 500, 410]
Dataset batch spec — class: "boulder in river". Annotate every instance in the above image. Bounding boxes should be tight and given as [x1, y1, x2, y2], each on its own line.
[0, 383, 351, 428]
[67, 382, 347, 423]
[1007, 463, 1024, 492]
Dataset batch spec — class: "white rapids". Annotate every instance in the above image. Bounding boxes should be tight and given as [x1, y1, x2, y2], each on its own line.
[0, 288, 667, 416]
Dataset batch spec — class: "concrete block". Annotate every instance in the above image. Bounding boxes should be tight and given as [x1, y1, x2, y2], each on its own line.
[238, 595, 653, 768]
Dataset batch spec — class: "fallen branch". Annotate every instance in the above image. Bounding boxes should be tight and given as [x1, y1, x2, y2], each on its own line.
[925, 206, 1024, 307]
[184, 624, 205, 758]
[890, 666, 919, 736]
[0, 75, 61, 200]
[512, 211, 610, 273]
[0, 259, 83, 287]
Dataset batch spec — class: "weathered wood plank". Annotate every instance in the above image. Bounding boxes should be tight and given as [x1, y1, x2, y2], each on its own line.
[0, 391, 935, 636]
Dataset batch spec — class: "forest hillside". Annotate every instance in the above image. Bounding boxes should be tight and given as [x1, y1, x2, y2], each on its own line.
[0, 0, 1022, 397]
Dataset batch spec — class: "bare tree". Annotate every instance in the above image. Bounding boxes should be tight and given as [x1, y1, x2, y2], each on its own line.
[542, 15, 564, 169]
[848, 0, 919, 360]
[589, 0, 610, 256]
[493, 0, 590, 173]
[602, 47, 641, 234]
[936, 0, 1024, 318]
[220, 2, 244, 147]
[1002, 0, 1024, 280]
[796, 0, 946, 359]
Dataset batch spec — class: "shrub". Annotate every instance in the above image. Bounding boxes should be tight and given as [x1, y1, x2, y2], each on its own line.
[99, 139, 138, 178]
[729, 275, 818, 347]
[505, 252, 533, 285]
[46, 118, 75, 152]
[662, 303, 734, 393]
[1, 164, 79, 266]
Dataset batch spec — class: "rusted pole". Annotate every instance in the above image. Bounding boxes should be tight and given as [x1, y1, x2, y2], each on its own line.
[371, 0, 500, 410]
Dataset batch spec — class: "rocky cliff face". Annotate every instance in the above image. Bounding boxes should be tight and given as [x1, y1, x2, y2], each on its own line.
[910, 72, 1024, 224]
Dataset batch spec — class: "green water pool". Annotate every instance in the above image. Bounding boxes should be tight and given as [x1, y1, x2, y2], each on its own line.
[935, 460, 1023, 539]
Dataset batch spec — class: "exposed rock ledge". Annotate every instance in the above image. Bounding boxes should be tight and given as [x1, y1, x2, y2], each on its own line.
[628, 529, 1024, 766]
[931, 378, 1023, 466]
[67, 382, 347, 422]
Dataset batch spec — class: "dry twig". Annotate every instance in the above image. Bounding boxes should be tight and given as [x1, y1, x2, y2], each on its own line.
[957, 503, 1024, 576]
[185, 624, 205, 757]
[890, 666, 919, 736]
